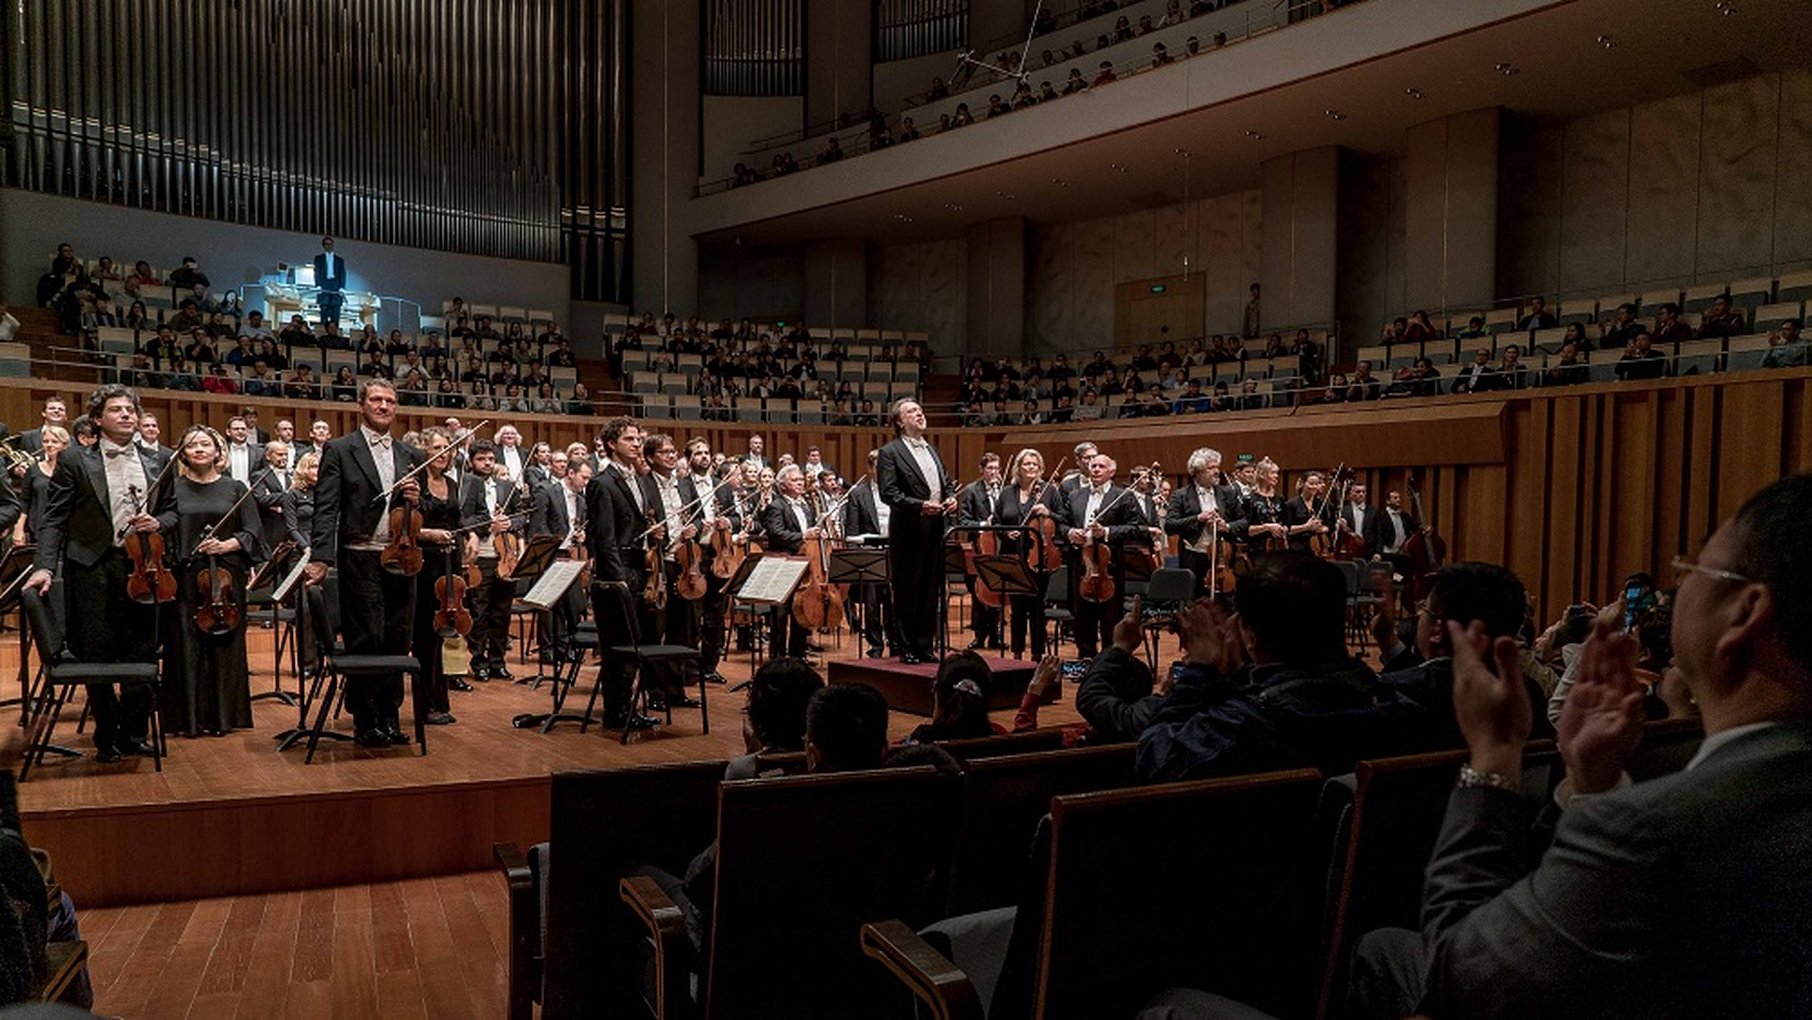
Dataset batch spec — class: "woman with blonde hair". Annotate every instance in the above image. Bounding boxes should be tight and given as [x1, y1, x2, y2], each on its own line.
[995, 447, 1062, 659]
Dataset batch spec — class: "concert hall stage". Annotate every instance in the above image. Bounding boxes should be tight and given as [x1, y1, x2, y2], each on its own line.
[1, 627, 1083, 907]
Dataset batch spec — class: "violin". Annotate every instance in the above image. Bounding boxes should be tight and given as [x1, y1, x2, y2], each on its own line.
[1020, 458, 1065, 575]
[122, 484, 178, 604]
[381, 501, 425, 576]
[711, 489, 751, 580]
[191, 528, 243, 636]
[494, 476, 528, 580]
[1333, 483, 1369, 560]
[433, 536, 472, 638]
[1207, 520, 1240, 600]
[674, 507, 708, 602]
[972, 510, 1004, 610]
[1305, 465, 1343, 560]
[1078, 528, 1116, 603]
[642, 509, 668, 611]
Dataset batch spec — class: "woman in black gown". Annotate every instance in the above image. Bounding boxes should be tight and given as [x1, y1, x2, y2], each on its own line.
[994, 448, 1063, 659]
[165, 425, 263, 738]
[411, 427, 467, 725]
[18, 425, 68, 542]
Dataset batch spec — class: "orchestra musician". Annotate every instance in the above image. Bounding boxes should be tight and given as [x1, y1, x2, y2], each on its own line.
[875, 400, 956, 664]
[843, 449, 897, 659]
[1281, 469, 1336, 553]
[24, 384, 174, 763]
[959, 453, 1005, 651]
[1164, 447, 1250, 600]
[643, 433, 703, 708]
[458, 439, 523, 681]
[995, 447, 1063, 659]
[164, 424, 263, 738]
[685, 438, 737, 683]
[412, 426, 467, 724]
[1366, 488, 1422, 580]
[757, 464, 819, 658]
[530, 451, 592, 667]
[585, 416, 658, 731]
[1059, 441, 1097, 499]
[1338, 481, 1376, 559]
[1060, 452, 1144, 658]
[18, 424, 65, 544]
[252, 440, 294, 557]
[301, 379, 425, 750]
[1243, 457, 1288, 552]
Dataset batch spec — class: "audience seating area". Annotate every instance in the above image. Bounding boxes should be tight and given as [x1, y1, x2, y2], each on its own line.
[498, 718, 1704, 1020]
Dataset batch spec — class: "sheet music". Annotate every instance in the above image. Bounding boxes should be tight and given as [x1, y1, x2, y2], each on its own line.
[844, 533, 884, 546]
[736, 556, 810, 605]
[522, 559, 586, 609]
[271, 556, 311, 602]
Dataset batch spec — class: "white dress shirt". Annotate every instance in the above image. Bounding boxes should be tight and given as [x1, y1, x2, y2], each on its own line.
[101, 439, 149, 545]
[613, 461, 645, 514]
[1189, 485, 1218, 552]
[1085, 483, 1109, 525]
[905, 437, 942, 503]
[228, 442, 252, 485]
[655, 473, 684, 559]
[363, 426, 396, 544]
[561, 485, 582, 550]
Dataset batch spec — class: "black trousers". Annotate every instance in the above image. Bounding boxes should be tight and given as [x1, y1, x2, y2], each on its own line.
[857, 581, 899, 653]
[412, 569, 449, 714]
[337, 548, 415, 732]
[64, 550, 157, 750]
[768, 601, 810, 658]
[1178, 548, 1212, 601]
[889, 523, 944, 657]
[465, 558, 512, 670]
[969, 582, 1001, 643]
[588, 566, 649, 720]
[696, 563, 729, 673]
[1009, 592, 1047, 658]
[318, 289, 344, 328]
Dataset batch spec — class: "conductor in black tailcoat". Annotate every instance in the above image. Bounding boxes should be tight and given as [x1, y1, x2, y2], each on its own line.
[875, 400, 957, 663]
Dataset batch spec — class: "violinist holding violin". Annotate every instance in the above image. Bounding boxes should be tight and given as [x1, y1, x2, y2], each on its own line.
[757, 465, 820, 658]
[685, 439, 738, 683]
[458, 439, 522, 681]
[23, 384, 172, 763]
[530, 451, 591, 667]
[164, 425, 263, 738]
[1060, 452, 1144, 659]
[1281, 469, 1336, 554]
[643, 434, 704, 709]
[413, 426, 467, 723]
[301, 379, 425, 750]
[995, 448, 1063, 660]
[1163, 447, 1250, 602]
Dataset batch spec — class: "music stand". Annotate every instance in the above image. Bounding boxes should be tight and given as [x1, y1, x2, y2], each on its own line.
[517, 560, 588, 698]
[827, 547, 888, 586]
[722, 552, 767, 667]
[973, 555, 1039, 600]
[509, 535, 562, 582]
[727, 555, 809, 675]
[249, 547, 305, 707]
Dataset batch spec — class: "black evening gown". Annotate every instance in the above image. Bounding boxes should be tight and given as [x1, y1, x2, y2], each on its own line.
[164, 475, 263, 736]
[412, 477, 464, 714]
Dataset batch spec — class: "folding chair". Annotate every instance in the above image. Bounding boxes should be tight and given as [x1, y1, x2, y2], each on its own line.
[299, 583, 425, 762]
[585, 582, 707, 744]
[1138, 567, 1196, 672]
[19, 581, 162, 780]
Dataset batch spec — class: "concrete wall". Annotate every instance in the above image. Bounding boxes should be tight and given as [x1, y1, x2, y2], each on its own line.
[0, 187, 569, 326]
[869, 238, 968, 351]
[1497, 68, 1812, 301]
[702, 97, 806, 181]
[629, 0, 702, 315]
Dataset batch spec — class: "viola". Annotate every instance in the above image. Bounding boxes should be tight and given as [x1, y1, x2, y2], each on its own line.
[1207, 521, 1241, 600]
[494, 477, 528, 580]
[433, 535, 472, 638]
[191, 531, 243, 636]
[122, 484, 178, 604]
[711, 491, 752, 580]
[381, 502, 425, 576]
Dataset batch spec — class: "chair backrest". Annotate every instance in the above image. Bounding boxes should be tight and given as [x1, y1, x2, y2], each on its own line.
[543, 760, 732, 1018]
[705, 766, 961, 1019]
[1628, 716, 1704, 781]
[1144, 566, 1195, 604]
[20, 581, 66, 667]
[596, 580, 645, 646]
[935, 728, 1066, 763]
[305, 582, 338, 666]
[946, 744, 1138, 915]
[1043, 566, 1069, 604]
[1035, 769, 1326, 1020]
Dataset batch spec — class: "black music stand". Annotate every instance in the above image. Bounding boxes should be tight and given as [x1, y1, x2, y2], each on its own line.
[247, 545, 302, 707]
[722, 552, 768, 669]
[725, 555, 810, 684]
[827, 547, 888, 586]
[510, 535, 563, 582]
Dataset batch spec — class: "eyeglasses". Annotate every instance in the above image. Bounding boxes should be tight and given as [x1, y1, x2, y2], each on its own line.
[1669, 555, 1754, 586]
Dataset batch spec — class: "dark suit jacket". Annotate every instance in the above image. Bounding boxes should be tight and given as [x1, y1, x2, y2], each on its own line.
[876, 436, 951, 550]
[758, 497, 818, 555]
[843, 480, 883, 539]
[1364, 506, 1420, 554]
[531, 479, 586, 546]
[251, 466, 294, 551]
[17, 428, 45, 455]
[313, 252, 348, 294]
[459, 472, 527, 550]
[308, 431, 426, 564]
[35, 443, 175, 573]
[1337, 502, 1377, 556]
[1164, 483, 1249, 545]
[1421, 719, 1812, 1020]
[1058, 484, 1144, 545]
[584, 462, 647, 584]
[959, 480, 1001, 528]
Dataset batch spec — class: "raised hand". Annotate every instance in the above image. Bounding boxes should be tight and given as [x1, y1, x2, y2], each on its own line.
[1558, 619, 1647, 793]
[1447, 619, 1531, 781]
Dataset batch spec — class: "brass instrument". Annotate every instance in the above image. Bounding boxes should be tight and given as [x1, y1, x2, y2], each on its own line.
[0, 436, 42, 473]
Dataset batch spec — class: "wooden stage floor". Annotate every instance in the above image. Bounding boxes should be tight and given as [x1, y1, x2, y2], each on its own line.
[2, 622, 1083, 906]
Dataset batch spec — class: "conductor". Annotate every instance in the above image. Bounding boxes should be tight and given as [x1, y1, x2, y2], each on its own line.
[875, 399, 956, 663]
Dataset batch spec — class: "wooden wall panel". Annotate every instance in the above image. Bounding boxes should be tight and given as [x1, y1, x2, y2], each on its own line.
[8, 369, 1811, 623]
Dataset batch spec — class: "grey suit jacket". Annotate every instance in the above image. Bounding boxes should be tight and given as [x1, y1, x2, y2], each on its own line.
[1420, 718, 1812, 1019]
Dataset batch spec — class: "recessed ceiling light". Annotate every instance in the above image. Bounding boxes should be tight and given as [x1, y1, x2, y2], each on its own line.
[1494, 62, 1519, 76]
[1244, 129, 1265, 140]
[1596, 34, 1614, 48]
[1714, 1, 1736, 13]
[1052, 177, 1069, 186]
[1405, 87, 1423, 99]
[1324, 109, 1345, 120]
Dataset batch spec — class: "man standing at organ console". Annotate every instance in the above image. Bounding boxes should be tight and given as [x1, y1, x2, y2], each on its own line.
[313, 236, 348, 329]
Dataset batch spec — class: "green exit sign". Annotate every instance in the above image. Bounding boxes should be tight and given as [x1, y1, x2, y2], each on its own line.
[1149, 284, 1167, 294]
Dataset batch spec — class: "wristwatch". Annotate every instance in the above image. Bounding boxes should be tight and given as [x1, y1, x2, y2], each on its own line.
[1456, 764, 1518, 793]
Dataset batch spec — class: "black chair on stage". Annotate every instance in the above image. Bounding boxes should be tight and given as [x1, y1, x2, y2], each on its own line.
[18, 580, 163, 780]
[298, 582, 425, 763]
[1042, 565, 1073, 653]
[530, 620, 602, 733]
[1137, 566, 1196, 671]
[583, 581, 707, 744]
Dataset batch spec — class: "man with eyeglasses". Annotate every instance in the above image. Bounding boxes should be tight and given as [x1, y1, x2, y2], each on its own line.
[1349, 474, 1812, 1019]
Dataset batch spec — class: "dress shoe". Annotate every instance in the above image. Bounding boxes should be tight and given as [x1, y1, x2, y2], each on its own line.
[646, 695, 669, 712]
[626, 712, 657, 730]
[900, 653, 923, 665]
[703, 671, 728, 685]
[448, 676, 474, 692]
[865, 647, 886, 659]
[95, 746, 123, 764]
[965, 638, 985, 651]
[355, 729, 392, 749]
[470, 666, 489, 681]
[492, 666, 514, 680]
[426, 711, 456, 725]
[668, 695, 701, 709]
[386, 727, 412, 745]
[117, 737, 156, 756]
[604, 712, 657, 731]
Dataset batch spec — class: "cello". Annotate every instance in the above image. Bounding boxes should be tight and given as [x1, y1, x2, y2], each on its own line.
[1402, 475, 1447, 601]
[791, 527, 846, 633]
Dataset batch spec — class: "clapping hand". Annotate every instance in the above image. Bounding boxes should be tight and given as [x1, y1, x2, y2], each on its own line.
[1112, 595, 1145, 655]
[1029, 653, 1061, 697]
[1176, 597, 1243, 675]
[1447, 620, 1531, 781]
[1557, 619, 1646, 794]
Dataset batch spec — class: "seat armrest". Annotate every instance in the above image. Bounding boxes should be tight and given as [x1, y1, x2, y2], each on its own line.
[38, 940, 87, 1003]
[621, 875, 693, 1020]
[859, 919, 984, 1020]
[493, 843, 538, 1020]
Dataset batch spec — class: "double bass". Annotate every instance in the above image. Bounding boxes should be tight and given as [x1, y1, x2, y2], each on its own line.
[1402, 476, 1448, 601]
[792, 528, 846, 632]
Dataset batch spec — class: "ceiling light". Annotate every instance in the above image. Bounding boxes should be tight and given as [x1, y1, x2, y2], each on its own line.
[1051, 177, 1068, 186]
[1714, 1, 1736, 13]
[1244, 129, 1265, 140]
[1596, 34, 1614, 48]
[1324, 109, 1345, 120]
[1404, 87, 1423, 99]
[1494, 62, 1519, 76]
